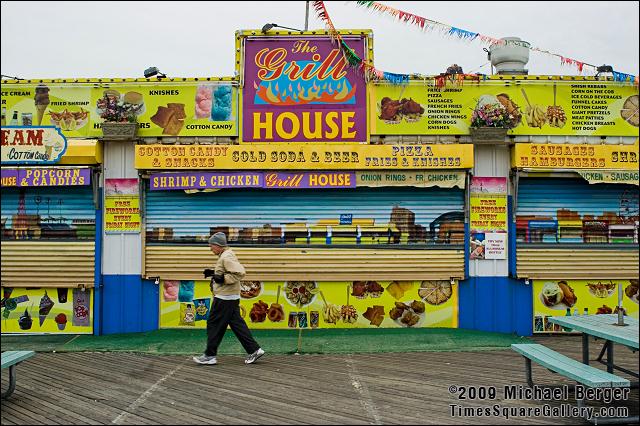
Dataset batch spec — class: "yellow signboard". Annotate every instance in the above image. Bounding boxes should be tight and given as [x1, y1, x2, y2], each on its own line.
[135, 143, 474, 170]
[370, 80, 639, 136]
[160, 280, 458, 329]
[469, 177, 508, 260]
[470, 196, 507, 231]
[104, 178, 141, 233]
[533, 280, 639, 333]
[512, 143, 638, 170]
[1, 80, 237, 138]
[1, 287, 93, 334]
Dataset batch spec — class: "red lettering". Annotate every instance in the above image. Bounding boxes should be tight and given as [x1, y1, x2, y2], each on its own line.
[26, 129, 44, 146]
[255, 48, 288, 81]
[255, 47, 348, 83]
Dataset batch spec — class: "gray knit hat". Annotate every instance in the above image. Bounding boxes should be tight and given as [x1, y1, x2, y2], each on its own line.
[208, 232, 227, 247]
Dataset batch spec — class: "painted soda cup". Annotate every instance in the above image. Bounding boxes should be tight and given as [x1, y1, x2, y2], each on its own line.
[310, 310, 319, 328]
[298, 312, 308, 328]
[288, 312, 297, 328]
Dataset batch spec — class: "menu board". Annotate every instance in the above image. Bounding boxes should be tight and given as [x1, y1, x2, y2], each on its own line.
[370, 81, 638, 136]
[1, 81, 238, 138]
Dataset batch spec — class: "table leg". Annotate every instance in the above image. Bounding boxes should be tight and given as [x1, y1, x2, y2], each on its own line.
[1, 365, 16, 399]
[606, 340, 614, 374]
[582, 334, 589, 365]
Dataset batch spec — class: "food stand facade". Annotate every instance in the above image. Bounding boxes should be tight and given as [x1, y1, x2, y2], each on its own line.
[512, 143, 639, 332]
[2, 28, 638, 336]
[1, 125, 102, 334]
[138, 31, 473, 330]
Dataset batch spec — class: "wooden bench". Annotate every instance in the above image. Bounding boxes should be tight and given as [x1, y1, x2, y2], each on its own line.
[511, 344, 630, 388]
[512, 344, 637, 424]
[2, 350, 35, 399]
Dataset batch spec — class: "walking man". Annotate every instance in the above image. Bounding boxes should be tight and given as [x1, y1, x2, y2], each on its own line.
[193, 232, 265, 365]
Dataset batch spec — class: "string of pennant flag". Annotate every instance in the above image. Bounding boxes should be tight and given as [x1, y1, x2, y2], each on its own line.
[311, 1, 637, 85]
[350, 0, 637, 83]
[312, 1, 408, 84]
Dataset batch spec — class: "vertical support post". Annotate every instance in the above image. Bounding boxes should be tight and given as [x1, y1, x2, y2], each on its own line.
[582, 333, 589, 365]
[297, 327, 303, 353]
[525, 358, 533, 388]
[1, 366, 16, 399]
[606, 341, 614, 373]
[305, 1, 310, 31]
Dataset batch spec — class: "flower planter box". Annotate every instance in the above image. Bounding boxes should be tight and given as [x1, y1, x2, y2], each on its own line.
[469, 127, 509, 144]
[101, 122, 138, 140]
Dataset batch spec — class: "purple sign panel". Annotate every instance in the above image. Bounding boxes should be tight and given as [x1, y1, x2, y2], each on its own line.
[150, 171, 356, 190]
[151, 172, 263, 190]
[1, 167, 91, 187]
[242, 36, 367, 143]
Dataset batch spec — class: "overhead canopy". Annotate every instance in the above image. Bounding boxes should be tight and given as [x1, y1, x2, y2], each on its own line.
[58, 139, 102, 165]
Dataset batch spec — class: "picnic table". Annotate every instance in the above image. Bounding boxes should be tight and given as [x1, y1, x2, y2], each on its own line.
[2, 351, 35, 399]
[547, 314, 639, 381]
[513, 315, 638, 424]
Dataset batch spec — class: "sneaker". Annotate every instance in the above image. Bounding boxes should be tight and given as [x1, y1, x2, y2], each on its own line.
[193, 354, 217, 365]
[245, 348, 265, 364]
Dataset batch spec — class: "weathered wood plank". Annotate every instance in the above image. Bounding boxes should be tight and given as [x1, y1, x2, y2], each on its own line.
[1, 335, 637, 425]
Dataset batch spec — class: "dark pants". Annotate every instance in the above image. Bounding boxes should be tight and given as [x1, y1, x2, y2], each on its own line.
[205, 298, 260, 356]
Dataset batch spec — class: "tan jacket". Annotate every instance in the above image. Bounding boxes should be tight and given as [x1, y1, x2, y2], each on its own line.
[212, 247, 246, 297]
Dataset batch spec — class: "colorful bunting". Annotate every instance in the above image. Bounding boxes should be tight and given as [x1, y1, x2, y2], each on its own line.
[312, 1, 411, 84]
[351, 0, 636, 82]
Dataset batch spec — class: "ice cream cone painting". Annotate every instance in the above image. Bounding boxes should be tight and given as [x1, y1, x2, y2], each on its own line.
[34, 83, 50, 125]
[36, 104, 48, 125]
[38, 290, 54, 326]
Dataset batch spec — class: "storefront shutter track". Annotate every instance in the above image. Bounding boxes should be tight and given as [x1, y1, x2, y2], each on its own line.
[1, 187, 96, 287]
[516, 178, 639, 279]
[145, 187, 465, 281]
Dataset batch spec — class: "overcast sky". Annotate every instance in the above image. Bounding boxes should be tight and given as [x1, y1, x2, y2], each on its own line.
[1, 1, 638, 79]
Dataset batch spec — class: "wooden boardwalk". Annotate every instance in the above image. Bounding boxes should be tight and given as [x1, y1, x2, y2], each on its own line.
[2, 335, 638, 425]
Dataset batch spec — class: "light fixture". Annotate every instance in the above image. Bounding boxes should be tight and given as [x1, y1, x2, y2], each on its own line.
[261, 23, 303, 33]
[524, 279, 530, 285]
[450, 278, 456, 285]
[144, 67, 167, 79]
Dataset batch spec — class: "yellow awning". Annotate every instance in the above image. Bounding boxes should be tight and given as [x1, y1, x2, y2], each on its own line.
[58, 139, 103, 165]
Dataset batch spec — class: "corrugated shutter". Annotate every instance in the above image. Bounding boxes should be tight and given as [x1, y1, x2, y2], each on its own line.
[144, 186, 465, 281]
[1, 187, 96, 287]
[145, 246, 464, 281]
[2, 187, 96, 240]
[516, 178, 638, 279]
[517, 248, 638, 280]
[1, 241, 95, 287]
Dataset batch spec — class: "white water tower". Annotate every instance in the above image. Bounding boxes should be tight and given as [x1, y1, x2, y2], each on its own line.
[488, 37, 530, 75]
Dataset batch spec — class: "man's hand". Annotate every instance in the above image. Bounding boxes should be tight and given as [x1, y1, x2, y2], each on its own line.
[213, 274, 225, 284]
[203, 268, 215, 278]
